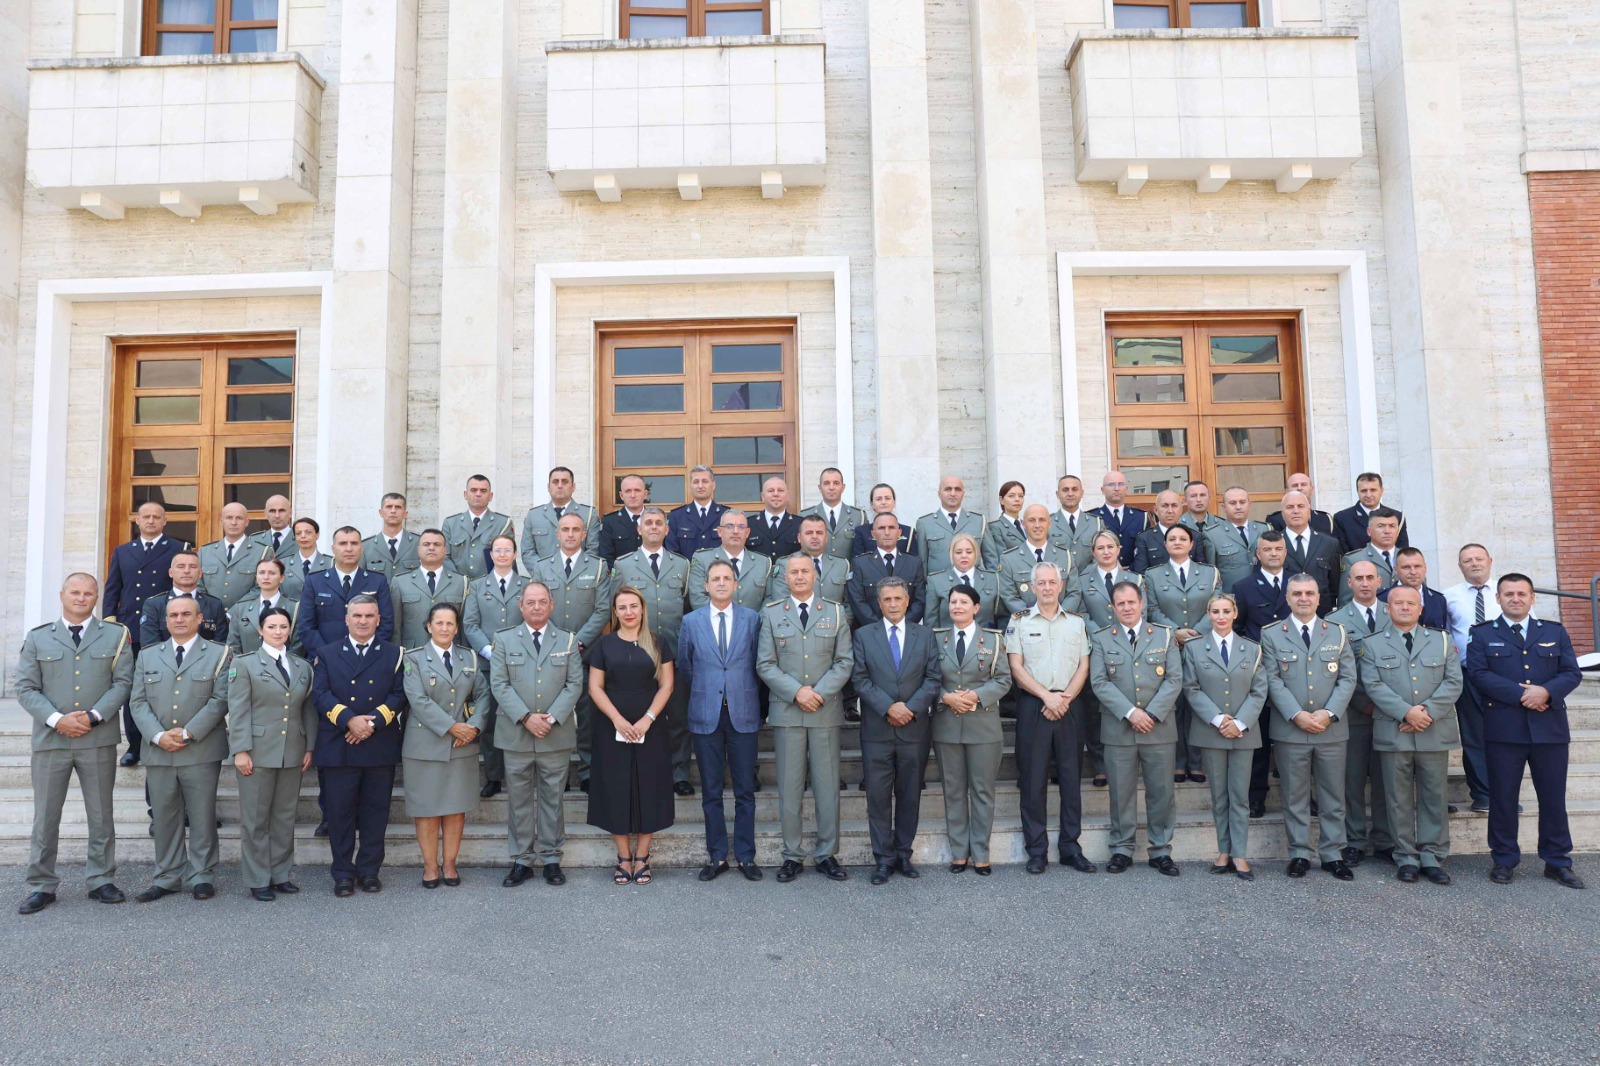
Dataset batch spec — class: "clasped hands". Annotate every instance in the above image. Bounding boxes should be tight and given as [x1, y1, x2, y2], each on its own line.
[1293, 709, 1334, 734]
[447, 722, 480, 748]
[1519, 683, 1551, 712]
[344, 714, 378, 744]
[52, 711, 94, 739]
[795, 686, 825, 714]
[942, 689, 979, 716]
[611, 713, 651, 743]
[1398, 705, 1434, 733]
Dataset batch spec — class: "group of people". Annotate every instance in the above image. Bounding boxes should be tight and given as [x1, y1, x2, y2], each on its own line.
[14, 464, 1589, 914]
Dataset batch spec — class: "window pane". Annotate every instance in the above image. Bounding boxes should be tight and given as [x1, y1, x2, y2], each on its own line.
[713, 435, 785, 466]
[134, 484, 198, 513]
[613, 437, 685, 467]
[225, 481, 291, 510]
[230, 0, 277, 18]
[133, 448, 199, 477]
[1189, 2, 1248, 27]
[151, 520, 196, 546]
[614, 346, 684, 377]
[627, 15, 689, 37]
[229, 27, 277, 52]
[1226, 464, 1287, 494]
[226, 393, 293, 422]
[246, 518, 270, 535]
[1214, 427, 1286, 457]
[636, 0, 685, 6]
[712, 382, 783, 410]
[158, 0, 214, 21]
[228, 356, 294, 386]
[137, 360, 202, 388]
[1211, 373, 1282, 403]
[1124, 466, 1188, 496]
[1116, 428, 1187, 458]
[711, 343, 783, 374]
[1112, 4, 1172, 28]
[614, 384, 684, 413]
[225, 446, 292, 474]
[135, 396, 202, 424]
[1115, 374, 1185, 404]
[706, 11, 765, 34]
[1113, 337, 1183, 367]
[715, 473, 783, 502]
[614, 475, 685, 506]
[1210, 335, 1280, 365]
[156, 32, 215, 54]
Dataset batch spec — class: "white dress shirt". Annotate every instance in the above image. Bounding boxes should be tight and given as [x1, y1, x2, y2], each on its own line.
[1443, 579, 1504, 656]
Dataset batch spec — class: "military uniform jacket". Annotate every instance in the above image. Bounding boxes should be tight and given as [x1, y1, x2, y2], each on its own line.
[846, 550, 927, 625]
[401, 644, 487, 761]
[1267, 508, 1333, 536]
[130, 639, 233, 765]
[1177, 512, 1218, 566]
[614, 548, 692, 641]
[1232, 568, 1290, 641]
[1143, 561, 1221, 633]
[521, 502, 600, 573]
[280, 551, 333, 603]
[1357, 626, 1463, 753]
[310, 638, 407, 768]
[1090, 623, 1183, 746]
[489, 624, 584, 754]
[198, 537, 270, 608]
[246, 526, 299, 566]
[103, 536, 188, 632]
[800, 501, 866, 561]
[1202, 521, 1268, 591]
[930, 627, 1012, 745]
[362, 530, 424, 580]
[1338, 543, 1398, 604]
[1326, 599, 1389, 718]
[998, 542, 1082, 616]
[1131, 525, 1179, 573]
[463, 571, 530, 657]
[1260, 618, 1357, 745]
[1181, 635, 1268, 751]
[443, 509, 515, 582]
[981, 514, 1027, 570]
[1282, 527, 1343, 610]
[756, 598, 854, 728]
[924, 567, 1003, 629]
[225, 647, 315, 767]
[1089, 504, 1148, 569]
[688, 547, 773, 612]
[1464, 617, 1584, 746]
[1332, 504, 1409, 555]
[15, 618, 133, 751]
[1048, 508, 1104, 568]
[916, 510, 988, 576]
[745, 511, 802, 560]
[140, 590, 229, 647]
[226, 595, 300, 656]
[666, 501, 730, 560]
[766, 553, 851, 616]
[390, 567, 470, 652]
[1079, 568, 1147, 631]
[296, 568, 394, 659]
[529, 552, 612, 647]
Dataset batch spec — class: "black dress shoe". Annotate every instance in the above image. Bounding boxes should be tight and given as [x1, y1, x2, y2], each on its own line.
[17, 891, 55, 915]
[1489, 864, 1514, 885]
[738, 861, 763, 881]
[1544, 865, 1586, 890]
[422, 877, 440, 890]
[949, 861, 968, 874]
[119, 751, 139, 767]
[698, 860, 728, 882]
[776, 859, 804, 883]
[1470, 800, 1490, 813]
[502, 863, 532, 887]
[1060, 853, 1097, 873]
[1236, 868, 1255, 882]
[1447, 804, 1460, 814]
[1374, 847, 1397, 866]
[1249, 801, 1266, 819]
[1106, 854, 1132, 874]
[479, 780, 502, 798]
[1092, 775, 1107, 787]
[1148, 856, 1180, 877]
[973, 864, 992, 876]
[674, 781, 695, 796]
[542, 863, 566, 886]
[1286, 858, 1310, 878]
[358, 875, 382, 893]
[274, 881, 300, 894]
[1025, 855, 1048, 875]
[314, 821, 329, 838]
[578, 779, 590, 794]
[1188, 772, 1207, 784]
[250, 887, 276, 902]
[816, 857, 848, 881]
[1321, 860, 1354, 882]
[897, 858, 920, 879]
[1341, 846, 1365, 867]
[870, 864, 893, 885]
[191, 883, 215, 900]
[334, 879, 355, 897]
[136, 885, 177, 903]
[1421, 866, 1451, 885]
[1396, 864, 1420, 883]
[1209, 861, 1236, 875]
[87, 884, 125, 904]
[442, 876, 461, 887]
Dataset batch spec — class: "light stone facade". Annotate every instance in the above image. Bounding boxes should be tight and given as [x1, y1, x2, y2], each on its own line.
[2, 0, 1598, 682]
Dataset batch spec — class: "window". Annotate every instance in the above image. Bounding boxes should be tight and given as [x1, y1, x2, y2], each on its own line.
[142, 0, 279, 56]
[108, 336, 295, 564]
[597, 322, 797, 512]
[1111, 0, 1259, 28]
[1106, 314, 1303, 520]
[620, 0, 770, 39]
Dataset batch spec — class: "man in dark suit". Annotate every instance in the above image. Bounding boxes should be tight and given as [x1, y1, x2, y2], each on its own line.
[1379, 547, 1448, 629]
[104, 501, 189, 765]
[851, 577, 942, 884]
[309, 595, 406, 895]
[1332, 471, 1409, 554]
[1131, 490, 1185, 573]
[597, 474, 648, 563]
[1266, 473, 1333, 534]
[665, 465, 729, 559]
[296, 526, 394, 659]
[1232, 532, 1291, 640]
[745, 476, 801, 559]
[850, 483, 916, 557]
[1277, 490, 1341, 611]
[1089, 470, 1148, 570]
[848, 513, 926, 625]
[139, 551, 229, 648]
[1464, 575, 1585, 889]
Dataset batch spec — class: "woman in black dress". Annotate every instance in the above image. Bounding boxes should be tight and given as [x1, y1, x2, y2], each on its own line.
[586, 586, 676, 885]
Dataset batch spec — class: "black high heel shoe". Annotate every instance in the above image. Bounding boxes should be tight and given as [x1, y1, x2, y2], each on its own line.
[422, 875, 440, 890]
[633, 854, 652, 885]
[613, 854, 633, 886]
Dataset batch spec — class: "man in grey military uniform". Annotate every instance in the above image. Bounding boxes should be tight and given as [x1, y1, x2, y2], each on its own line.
[1090, 581, 1184, 875]
[464, 532, 529, 798]
[767, 514, 851, 609]
[915, 476, 987, 576]
[1177, 480, 1219, 566]
[227, 557, 300, 656]
[1203, 487, 1269, 592]
[244, 494, 297, 568]
[197, 502, 269, 608]
[1261, 574, 1358, 881]
[129, 596, 233, 902]
[529, 511, 612, 789]
[521, 465, 601, 572]
[15, 574, 134, 914]
[1048, 474, 1105, 567]
[490, 582, 585, 888]
[390, 529, 469, 651]
[999, 504, 1082, 614]
[1338, 507, 1402, 604]
[758, 554, 855, 882]
[443, 473, 516, 582]
[362, 493, 424, 579]
[688, 510, 774, 611]
[800, 466, 866, 562]
[1359, 584, 1463, 884]
[1326, 561, 1394, 865]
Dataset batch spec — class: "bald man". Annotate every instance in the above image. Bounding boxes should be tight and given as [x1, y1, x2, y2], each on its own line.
[244, 494, 298, 568]
[197, 503, 270, 608]
[915, 476, 987, 576]
[1266, 473, 1332, 535]
[1131, 490, 1185, 573]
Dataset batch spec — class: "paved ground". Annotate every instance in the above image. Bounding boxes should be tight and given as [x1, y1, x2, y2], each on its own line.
[2, 857, 1598, 1065]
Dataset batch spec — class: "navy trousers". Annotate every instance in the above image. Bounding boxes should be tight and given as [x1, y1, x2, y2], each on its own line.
[1455, 679, 1492, 806]
[1486, 741, 1572, 869]
[693, 706, 759, 864]
[319, 764, 397, 879]
[1015, 692, 1084, 859]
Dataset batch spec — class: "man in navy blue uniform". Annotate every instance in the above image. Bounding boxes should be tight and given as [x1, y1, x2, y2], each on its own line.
[1464, 574, 1585, 889]
[1378, 547, 1448, 630]
[665, 465, 730, 559]
[310, 595, 407, 895]
[1232, 531, 1291, 640]
[103, 500, 189, 764]
[296, 525, 394, 659]
[1088, 471, 1148, 569]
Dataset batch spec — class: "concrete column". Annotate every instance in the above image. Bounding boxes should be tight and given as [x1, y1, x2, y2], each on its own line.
[866, 0, 941, 504]
[324, 0, 419, 530]
[969, 0, 1056, 505]
[1, 0, 28, 647]
[437, 0, 517, 506]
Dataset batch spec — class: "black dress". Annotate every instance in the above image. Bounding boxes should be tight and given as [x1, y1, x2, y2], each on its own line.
[585, 632, 676, 835]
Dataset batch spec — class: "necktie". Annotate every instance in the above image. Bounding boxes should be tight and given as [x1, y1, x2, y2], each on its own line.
[174, 644, 185, 668]
[532, 630, 542, 655]
[889, 624, 902, 669]
[1238, 526, 1249, 547]
[1105, 572, 1114, 600]
[955, 630, 967, 663]
[1220, 638, 1229, 665]
[1014, 519, 1023, 536]
[949, 513, 957, 531]
[1511, 622, 1523, 640]
[1301, 624, 1311, 649]
[1178, 566, 1187, 588]
[1366, 607, 1376, 633]
[799, 602, 810, 629]
[717, 612, 728, 656]
[633, 512, 641, 528]
[389, 538, 398, 560]
[1035, 548, 1044, 562]
[499, 577, 507, 596]
[342, 574, 351, 597]
[277, 656, 291, 687]
[428, 570, 437, 596]
[553, 505, 564, 519]
[175, 590, 191, 599]
[273, 531, 282, 553]
[303, 558, 311, 577]
[353, 642, 364, 658]
[69, 624, 82, 646]
[1271, 576, 1279, 595]
[1404, 631, 1414, 654]
[1474, 586, 1486, 624]
[259, 603, 270, 627]
[812, 555, 821, 574]
[699, 507, 707, 521]
[226, 542, 234, 562]
[884, 554, 895, 576]
[1128, 628, 1137, 648]
[1069, 514, 1077, 533]
[650, 552, 660, 578]
[730, 556, 740, 576]
[472, 515, 480, 533]
[565, 557, 573, 580]
[443, 649, 453, 675]
[144, 540, 153, 554]
[1382, 550, 1392, 570]
[828, 509, 837, 531]
[1294, 534, 1305, 558]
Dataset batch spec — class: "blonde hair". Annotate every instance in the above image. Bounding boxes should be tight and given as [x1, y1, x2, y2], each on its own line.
[605, 585, 662, 678]
[948, 532, 982, 565]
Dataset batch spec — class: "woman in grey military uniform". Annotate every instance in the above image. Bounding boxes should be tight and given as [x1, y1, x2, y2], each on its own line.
[400, 602, 486, 888]
[1145, 522, 1220, 784]
[226, 607, 316, 902]
[926, 533, 1003, 628]
[981, 480, 1028, 569]
[1181, 594, 1269, 881]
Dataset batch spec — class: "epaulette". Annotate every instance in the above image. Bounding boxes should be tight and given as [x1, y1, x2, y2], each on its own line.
[29, 621, 52, 632]
[1468, 619, 1496, 631]
[932, 626, 952, 633]
[981, 626, 1006, 635]
[764, 597, 787, 608]
[1011, 610, 1028, 618]
[1095, 623, 1118, 634]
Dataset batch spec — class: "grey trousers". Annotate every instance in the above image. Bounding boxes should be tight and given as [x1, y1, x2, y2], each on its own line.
[935, 741, 1002, 864]
[1079, 689, 1106, 776]
[148, 761, 222, 890]
[1381, 749, 1452, 868]
[1105, 742, 1177, 858]
[1277, 741, 1348, 862]
[504, 747, 569, 866]
[773, 725, 841, 862]
[1344, 715, 1393, 852]
[237, 764, 302, 888]
[28, 746, 118, 893]
[1200, 747, 1252, 859]
[477, 671, 504, 784]
[1173, 696, 1203, 772]
[863, 731, 930, 864]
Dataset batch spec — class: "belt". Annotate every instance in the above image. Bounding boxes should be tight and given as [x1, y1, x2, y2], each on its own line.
[1048, 689, 1067, 693]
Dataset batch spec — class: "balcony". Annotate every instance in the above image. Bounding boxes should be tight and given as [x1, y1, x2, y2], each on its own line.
[545, 35, 826, 202]
[25, 53, 323, 219]
[1067, 29, 1361, 195]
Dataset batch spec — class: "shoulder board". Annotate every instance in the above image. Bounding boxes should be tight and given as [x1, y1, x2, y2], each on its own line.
[28, 622, 52, 632]
[1148, 623, 1173, 634]
[918, 512, 939, 522]
[932, 626, 952, 634]
[818, 596, 842, 607]
[1094, 623, 1117, 634]
[1468, 619, 1496, 630]
[493, 623, 524, 637]
[1324, 618, 1346, 633]
[981, 626, 1006, 635]
[1011, 610, 1028, 618]
[764, 598, 787, 608]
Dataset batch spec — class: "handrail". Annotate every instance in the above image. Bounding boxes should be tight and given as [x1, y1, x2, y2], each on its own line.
[1530, 575, 1600, 653]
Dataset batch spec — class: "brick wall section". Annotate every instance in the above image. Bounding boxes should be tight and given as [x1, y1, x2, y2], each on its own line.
[1528, 171, 1600, 654]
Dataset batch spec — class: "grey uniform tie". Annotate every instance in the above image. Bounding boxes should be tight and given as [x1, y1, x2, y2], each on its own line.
[718, 612, 728, 656]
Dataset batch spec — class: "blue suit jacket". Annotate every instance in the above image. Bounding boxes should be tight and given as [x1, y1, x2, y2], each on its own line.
[676, 604, 762, 734]
[1089, 505, 1148, 569]
[1464, 617, 1582, 745]
[1379, 583, 1447, 630]
[1232, 569, 1290, 641]
[102, 536, 188, 638]
[296, 568, 394, 660]
[665, 501, 730, 560]
[311, 638, 407, 767]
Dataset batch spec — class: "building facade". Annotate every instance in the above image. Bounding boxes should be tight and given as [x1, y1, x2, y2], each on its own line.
[2, 0, 1599, 671]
